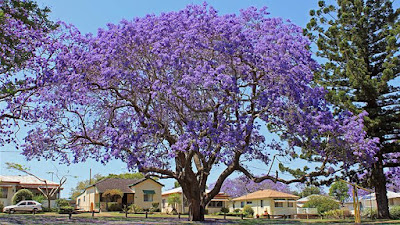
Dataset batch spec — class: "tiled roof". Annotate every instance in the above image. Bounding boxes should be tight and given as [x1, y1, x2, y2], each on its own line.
[93, 178, 146, 193]
[161, 187, 230, 199]
[0, 175, 59, 186]
[233, 189, 299, 201]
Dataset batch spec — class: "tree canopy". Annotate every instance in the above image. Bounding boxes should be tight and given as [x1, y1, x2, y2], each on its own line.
[329, 181, 349, 204]
[17, 4, 378, 221]
[0, 0, 57, 146]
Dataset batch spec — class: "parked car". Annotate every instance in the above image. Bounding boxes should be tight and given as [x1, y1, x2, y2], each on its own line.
[3, 200, 42, 213]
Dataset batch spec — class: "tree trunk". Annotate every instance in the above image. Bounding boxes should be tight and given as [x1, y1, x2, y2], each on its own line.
[180, 174, 207, 221]
[372, 158, 390, 219]
[47, 198, 51, 210]
[188, 199, 205, 221]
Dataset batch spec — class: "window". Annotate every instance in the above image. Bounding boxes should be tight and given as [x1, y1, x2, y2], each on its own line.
[18, 202, 26, 206]
[0, 188, 7, 198]
[77, 199, 81, 206]
[246, 201, 252, 205]
[84, 196, 86, 202]
[143, 190, 155, 202]
[233, 201, 235, 209]
[241, 201, 244, 207]
[288, 202, 294, 207]
[28, 202, 36, 205]
[208, 201, 223, 208]
[275, 202, 283, 207]
[260, 200, 263, 207]
[162, 199, 166, 207]
[144, 193, 153, 202]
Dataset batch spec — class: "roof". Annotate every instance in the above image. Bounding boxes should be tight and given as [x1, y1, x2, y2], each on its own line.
[92, 178, 162, 193]
[360, 191, 400, 201]
[297, 194, 323, 203]
[233, 189, 299, 201]
[0, 175, 59, 186]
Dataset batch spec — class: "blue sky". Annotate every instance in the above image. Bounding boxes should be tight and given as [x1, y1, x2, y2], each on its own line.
[1, 0, 395, 198]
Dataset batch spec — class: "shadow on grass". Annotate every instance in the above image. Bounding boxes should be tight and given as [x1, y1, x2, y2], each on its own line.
[0, 214, 398, 225]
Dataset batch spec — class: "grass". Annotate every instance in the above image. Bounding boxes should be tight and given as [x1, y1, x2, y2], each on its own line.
[0, 212, 399, 225]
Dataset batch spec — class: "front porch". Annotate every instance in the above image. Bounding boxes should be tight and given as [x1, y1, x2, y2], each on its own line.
[99, 193, 135, 211]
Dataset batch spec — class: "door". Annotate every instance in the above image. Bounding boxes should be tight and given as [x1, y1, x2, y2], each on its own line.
[15, 202, 27, 211]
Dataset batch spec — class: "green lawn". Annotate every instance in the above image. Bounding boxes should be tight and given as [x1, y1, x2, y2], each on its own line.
[0, 212, 399, 225]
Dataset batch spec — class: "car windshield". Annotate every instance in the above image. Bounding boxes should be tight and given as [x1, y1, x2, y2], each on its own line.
[18, 202, 26, 206]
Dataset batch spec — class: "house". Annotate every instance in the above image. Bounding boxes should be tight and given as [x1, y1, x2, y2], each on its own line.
[229, 189, 299, 218]
[161, 187, 230, 214]
[344, 191, 400, 214]
[76, 177, 163, 212]
[0, 175, 61, 207]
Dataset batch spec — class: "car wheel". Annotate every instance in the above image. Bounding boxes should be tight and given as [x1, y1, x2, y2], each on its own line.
[9, 208, 15, 214]
[32, 208, 38, 214]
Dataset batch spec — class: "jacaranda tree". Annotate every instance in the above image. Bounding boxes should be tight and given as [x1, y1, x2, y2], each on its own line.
[0, 0, 56, 146]
[21, 5, 379, 221]
[210, 175, 291, 198]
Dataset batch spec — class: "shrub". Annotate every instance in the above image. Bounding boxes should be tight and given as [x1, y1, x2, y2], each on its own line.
[128, 204, 142, 213]
[323, 209, 351, 219]
[220, 207, 229, 213]
[32, 195, 46, 204]
[107, 203, 122, 211]
[390, 206, 400, 219]
[0, 202, 4, 212]
[58, 206, 74, 214]
[303, 195, 340, 214]
[243, 205, 254, 217]
[204, 209, 209, 215]
[361, 208, 377, 219]
[56, 198, 70, 208]
[12, 189, 33, 204]
[233, 208, 241, 213]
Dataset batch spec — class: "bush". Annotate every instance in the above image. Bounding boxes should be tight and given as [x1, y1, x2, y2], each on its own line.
[303, 195, 340, 214]
[58, 206, 74, 214]
[220, 207, 229, 213]
[0, 202, 4, 212]
[233, 208, 242, 213]
[128, 204, 143, 213]
[243, 205, 254, 217]
[204, 209, 209, 215]
[390, 206, 400, 219]
[32, 195, 46, 204]
[56, 199, 70, 208]
[323, 209, 351, 219]
[42, 207, 58, 212]
[149, 202, 160, 212]
[12, 189, 33, 204]
[361, 208, 377, 219]
[107, 203, 122, 211]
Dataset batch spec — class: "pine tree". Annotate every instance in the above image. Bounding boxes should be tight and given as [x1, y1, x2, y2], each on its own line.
[305, 0, 400, 219]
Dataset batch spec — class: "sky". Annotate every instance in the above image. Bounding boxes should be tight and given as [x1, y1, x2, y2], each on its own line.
[1, 0, 395, 199]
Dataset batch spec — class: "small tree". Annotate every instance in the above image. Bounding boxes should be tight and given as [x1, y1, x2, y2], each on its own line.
[6, 163, 66, 209]
[300, 186, 322, 198]
[243, 205, 254, 217]
[167, 193, 181, 214]
[329, 181, 349, 205]
[303, 195, 340, 214]
[102, 189, 123, 211]
[12, 189, 33, 204]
